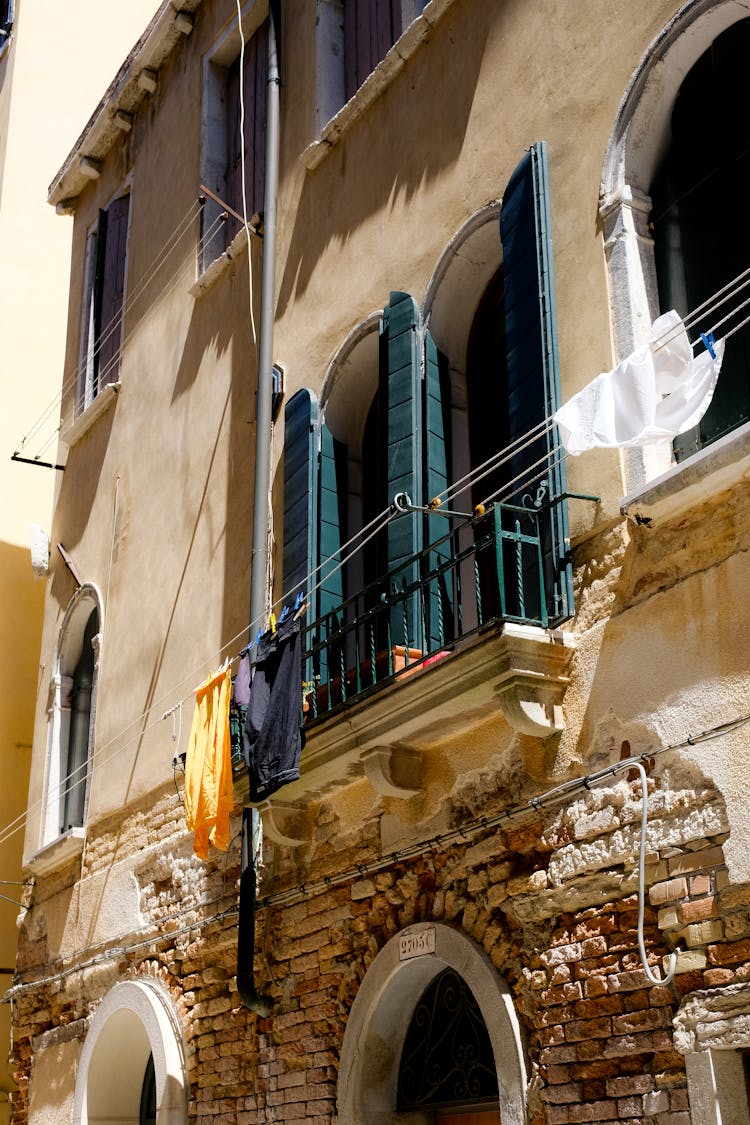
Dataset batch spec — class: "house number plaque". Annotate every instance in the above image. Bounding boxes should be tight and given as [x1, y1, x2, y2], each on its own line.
[398, 927, 436, 960]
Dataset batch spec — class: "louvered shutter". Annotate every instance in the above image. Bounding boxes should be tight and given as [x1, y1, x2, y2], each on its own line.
[97, 194, 130, 389]
[500, 142, 572, 622]
[225, 21, 268, 248]
[283, 389, 319, 610]
[344, 0, 403, 100]
[381, 291, 423, 649]
[283, 389, 345, 687]
[423, 329, 453, 647]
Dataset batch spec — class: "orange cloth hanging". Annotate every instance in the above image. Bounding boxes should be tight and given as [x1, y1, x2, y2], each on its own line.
[184, 664, 233, 860]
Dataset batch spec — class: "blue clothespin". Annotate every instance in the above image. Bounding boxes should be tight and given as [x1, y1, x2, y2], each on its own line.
[293, 591, 305, 612]
[700, 331, 717, 359]
[278, 604, 290, 624]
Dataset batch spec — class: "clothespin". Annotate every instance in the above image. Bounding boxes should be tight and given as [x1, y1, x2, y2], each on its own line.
[700, 331, 717, 359]
[293, 591, 305, 612]
[278, 604, 290, 624]
[269, 611, 277, 634]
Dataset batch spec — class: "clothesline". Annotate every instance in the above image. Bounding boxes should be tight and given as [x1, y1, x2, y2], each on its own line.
[9, 282, 750, 853]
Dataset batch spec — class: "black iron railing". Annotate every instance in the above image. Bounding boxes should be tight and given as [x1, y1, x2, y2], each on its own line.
[302, 500, 572, 723]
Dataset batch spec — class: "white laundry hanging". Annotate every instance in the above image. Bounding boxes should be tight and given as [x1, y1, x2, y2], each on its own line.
[554, 310, 725, 455]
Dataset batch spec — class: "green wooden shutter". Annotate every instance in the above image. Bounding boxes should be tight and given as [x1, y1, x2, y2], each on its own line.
[423, 328, 453, 647]
[500, 142, 572, 622]
[284, 389, 346, 689]
[283, 388, 320, 610]
[381, 291, 423, 649]
[318, 422, 344, 616]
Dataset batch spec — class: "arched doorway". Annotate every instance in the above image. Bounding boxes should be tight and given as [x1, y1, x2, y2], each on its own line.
[337, 923, 527, 1124]
[72, 980, 187, 1125]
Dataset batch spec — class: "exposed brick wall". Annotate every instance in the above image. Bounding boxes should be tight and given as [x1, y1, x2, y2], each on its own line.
[9, 768, 750, 1124]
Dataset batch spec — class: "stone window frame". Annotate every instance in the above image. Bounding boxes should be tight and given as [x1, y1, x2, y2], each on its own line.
[303, 0, 457, 170]
[337, 922, 528, 1124]
[30, 583, 104, 872]
[600, 0, 750, 503]
[77, 185, 132, 419]
[71, 979, 188, 1125]
[197, 0, 268, 279]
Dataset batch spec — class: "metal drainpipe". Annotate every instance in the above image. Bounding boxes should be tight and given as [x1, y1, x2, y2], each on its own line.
[237, 0, 280, 1017]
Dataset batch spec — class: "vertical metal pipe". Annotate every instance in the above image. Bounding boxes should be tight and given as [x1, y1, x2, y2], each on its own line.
[249, 1, 280, 637]
[238, 1, 280, 1016]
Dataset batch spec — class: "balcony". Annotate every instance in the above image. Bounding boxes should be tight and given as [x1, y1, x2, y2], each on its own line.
[303, 500, 571, 721]
[248, 501, 576, 839]
[244, 506, 580, 841]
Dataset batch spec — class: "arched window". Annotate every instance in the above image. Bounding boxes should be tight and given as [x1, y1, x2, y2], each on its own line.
[601, 1, 750, 489]
[284, 145, 572, 720]
[397, 967, 500, 1117]
[650, 18, 750, 460]
[41, 585, 103, 849]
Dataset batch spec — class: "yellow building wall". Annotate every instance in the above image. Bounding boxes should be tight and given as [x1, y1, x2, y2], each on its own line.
[0, 3, 162, 1118]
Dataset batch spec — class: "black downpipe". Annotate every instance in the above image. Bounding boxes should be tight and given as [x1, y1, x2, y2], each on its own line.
[237, 807, 272, 1015]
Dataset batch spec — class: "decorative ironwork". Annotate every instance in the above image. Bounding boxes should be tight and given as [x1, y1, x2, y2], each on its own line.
[397, 969, 499, 1111]
[303, 496, 573, 723]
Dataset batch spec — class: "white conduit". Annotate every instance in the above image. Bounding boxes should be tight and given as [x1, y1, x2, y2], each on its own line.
[634, 761, 677, 986]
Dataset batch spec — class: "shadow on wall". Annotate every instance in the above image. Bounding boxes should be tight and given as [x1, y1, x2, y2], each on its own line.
[568, 505, 750, 779]
[275, 3, 491, 320]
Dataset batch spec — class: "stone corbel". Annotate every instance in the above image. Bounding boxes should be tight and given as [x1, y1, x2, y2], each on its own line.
[492, 623, 575, 738]
[257, 800, 309, 848]
[361, 745, 422, 799]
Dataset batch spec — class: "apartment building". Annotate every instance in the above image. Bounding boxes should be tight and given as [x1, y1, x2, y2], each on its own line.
[11, 1, 750, 1122]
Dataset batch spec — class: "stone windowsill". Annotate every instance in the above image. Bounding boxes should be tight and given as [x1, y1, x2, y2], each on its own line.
[25, 827, 85, 877]
[300, 0, 456, 171]
[62, 382, 120, 448]
[190, 225, 257, 298]
[620, 420, 750, 526]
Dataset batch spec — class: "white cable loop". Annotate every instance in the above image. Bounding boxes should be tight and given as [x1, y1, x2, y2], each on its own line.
[634, 762, 677, 987]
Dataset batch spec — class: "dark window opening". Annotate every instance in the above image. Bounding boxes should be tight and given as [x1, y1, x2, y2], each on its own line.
[80, 193, 130, 410]
[0, 0, 13, 41]
[651, 18, 750, 460]
[397, 968, 499, 1113]
[139, 1053, 156, 1125]
[61, 609, 98, 833]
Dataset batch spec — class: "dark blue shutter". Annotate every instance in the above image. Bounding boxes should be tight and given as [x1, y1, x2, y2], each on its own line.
[381, 291, 423, 649]
[500, 142, 572, 622]
[423, 329, 453, 647]
[283, 389, 320, 610]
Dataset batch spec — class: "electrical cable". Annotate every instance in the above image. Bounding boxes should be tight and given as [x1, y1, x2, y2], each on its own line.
[16, 198, 205, 455]
[7, 708, 749, 998]
[0, 503, 397, 851]
[633, 761, 677, 986]
[18, 205, 226, 461]
[11, 264, 750, 853]
[235, 0, 257, 350]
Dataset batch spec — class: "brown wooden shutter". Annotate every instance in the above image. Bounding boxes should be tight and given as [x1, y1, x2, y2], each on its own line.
[344, 0, 403, 101]
[225, 20, 268, 248]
